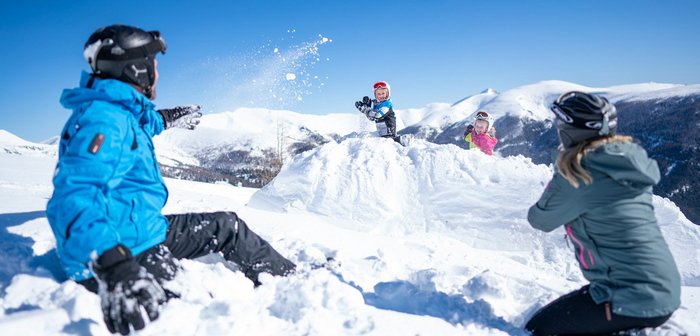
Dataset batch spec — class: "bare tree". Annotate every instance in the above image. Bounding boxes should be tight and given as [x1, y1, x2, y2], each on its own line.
[260, 117, 286, 185]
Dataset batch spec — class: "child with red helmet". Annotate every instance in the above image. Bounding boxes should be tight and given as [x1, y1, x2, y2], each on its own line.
[355, 81, 401, 144]
[463, 111, 498, 155]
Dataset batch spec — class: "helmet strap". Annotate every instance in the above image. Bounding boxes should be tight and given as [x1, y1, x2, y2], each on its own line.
[86, 74, 97, 89]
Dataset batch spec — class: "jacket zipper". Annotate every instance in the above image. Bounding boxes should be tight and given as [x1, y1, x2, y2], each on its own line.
[566, 225, 593, 270]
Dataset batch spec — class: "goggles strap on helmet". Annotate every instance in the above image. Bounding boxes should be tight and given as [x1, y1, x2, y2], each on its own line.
[373, 81, 388, 90]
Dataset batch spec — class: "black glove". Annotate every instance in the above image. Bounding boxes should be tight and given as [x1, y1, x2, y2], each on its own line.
[354, 100, 364, 111]
[92, 244, 167, 335]
[362, 96, 371, 107]
[464, 124, 474, 137]
[158, 105, 202, 130]
[355, 96, 372, 113]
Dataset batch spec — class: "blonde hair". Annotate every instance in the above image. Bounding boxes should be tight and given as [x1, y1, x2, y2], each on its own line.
[556, 135, 634, 188]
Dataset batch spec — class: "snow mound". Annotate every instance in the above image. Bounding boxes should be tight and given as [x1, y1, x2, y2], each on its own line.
[250, 137, 700, 280]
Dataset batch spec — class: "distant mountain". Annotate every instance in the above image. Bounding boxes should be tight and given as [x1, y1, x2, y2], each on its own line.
[155, 108, 362, 187]
[0, 129, 56, 157]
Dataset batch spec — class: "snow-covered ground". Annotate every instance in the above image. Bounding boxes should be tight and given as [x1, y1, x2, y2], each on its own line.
[0, 132, 698, 335]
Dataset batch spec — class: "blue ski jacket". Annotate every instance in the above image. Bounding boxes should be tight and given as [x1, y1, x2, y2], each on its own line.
[47, 72, 169, 281]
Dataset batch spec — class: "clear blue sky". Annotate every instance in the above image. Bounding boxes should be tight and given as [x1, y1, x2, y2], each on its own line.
[1, 0, 699, 141]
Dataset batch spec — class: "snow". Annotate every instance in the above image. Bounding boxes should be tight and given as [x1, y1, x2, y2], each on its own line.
[604, 83, 700, 103]
[0, 130, 34, 146]
[152, 137, 200, 167]
[0, 132, 698, 335]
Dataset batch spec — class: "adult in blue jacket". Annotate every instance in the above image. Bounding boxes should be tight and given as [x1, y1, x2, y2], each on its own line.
[525, 91, 680, 335]
[46, 24, 296, 335]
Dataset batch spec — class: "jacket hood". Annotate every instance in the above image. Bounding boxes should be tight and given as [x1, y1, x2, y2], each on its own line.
[583, 142, 660, 190]
[60, 71, 155, 115]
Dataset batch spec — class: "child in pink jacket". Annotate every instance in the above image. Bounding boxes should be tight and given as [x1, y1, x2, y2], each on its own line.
[463, 111, 498, 155]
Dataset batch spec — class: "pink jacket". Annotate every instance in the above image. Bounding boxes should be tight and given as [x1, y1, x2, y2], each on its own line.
[465, 131, 498, 155]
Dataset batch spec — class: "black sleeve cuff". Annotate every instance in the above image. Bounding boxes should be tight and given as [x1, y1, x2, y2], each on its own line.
[96, 244, 133, 269]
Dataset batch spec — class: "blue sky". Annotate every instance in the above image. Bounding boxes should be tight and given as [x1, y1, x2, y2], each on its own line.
[1, 0, 699, 141]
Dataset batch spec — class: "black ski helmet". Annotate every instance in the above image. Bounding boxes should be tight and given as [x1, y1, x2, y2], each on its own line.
[551, 91, 617, 149]
[83, 24, 167, 98]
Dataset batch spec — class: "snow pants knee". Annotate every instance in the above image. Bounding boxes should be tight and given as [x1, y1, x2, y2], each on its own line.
[164, 211, 296, 285]
[525, 285, 671, 335]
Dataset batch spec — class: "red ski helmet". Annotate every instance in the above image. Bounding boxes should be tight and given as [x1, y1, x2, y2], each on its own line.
[373, 81, 391, 99]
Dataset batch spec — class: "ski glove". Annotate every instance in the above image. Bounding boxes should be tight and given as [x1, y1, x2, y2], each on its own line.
[464, 124, 474, 137]
[91, 244, 167, 335]
[158, 105, 202, 130]
[355, 96, 372, 113]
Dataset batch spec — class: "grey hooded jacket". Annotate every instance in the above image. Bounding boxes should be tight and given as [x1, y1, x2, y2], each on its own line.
[528, 141, 680, 318]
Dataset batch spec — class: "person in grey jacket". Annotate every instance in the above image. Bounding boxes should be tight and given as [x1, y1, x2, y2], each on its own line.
[525, 91, 680, 335]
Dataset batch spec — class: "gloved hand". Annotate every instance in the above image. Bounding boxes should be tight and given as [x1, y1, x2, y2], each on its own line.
[355, 96, 372, 112]
[91, 244, 167, 335]
[362, 96, 372, 107]
[464, 124, 474, 137]
[158, 105, 202, 130]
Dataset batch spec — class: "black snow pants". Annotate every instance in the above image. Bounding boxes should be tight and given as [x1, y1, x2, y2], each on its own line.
[377, 111, 401, 144]
[525, 285, 672, 335]
[80, 211, 296, 291]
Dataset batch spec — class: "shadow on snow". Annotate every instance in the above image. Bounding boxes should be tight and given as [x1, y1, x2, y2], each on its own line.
[0, 210, 65, 292]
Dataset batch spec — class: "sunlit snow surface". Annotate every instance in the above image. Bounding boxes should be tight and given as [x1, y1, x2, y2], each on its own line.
[0, 133, 698, 335]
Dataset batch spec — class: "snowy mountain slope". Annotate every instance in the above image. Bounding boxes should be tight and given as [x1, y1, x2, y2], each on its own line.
[1, 137, 699, 335]
[398, 80, 697, 144]
[0, 130, 56, 158]
[0, 130, 36, 146]
[464, 81, 689, 122]
[157, 108, 363, 153]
